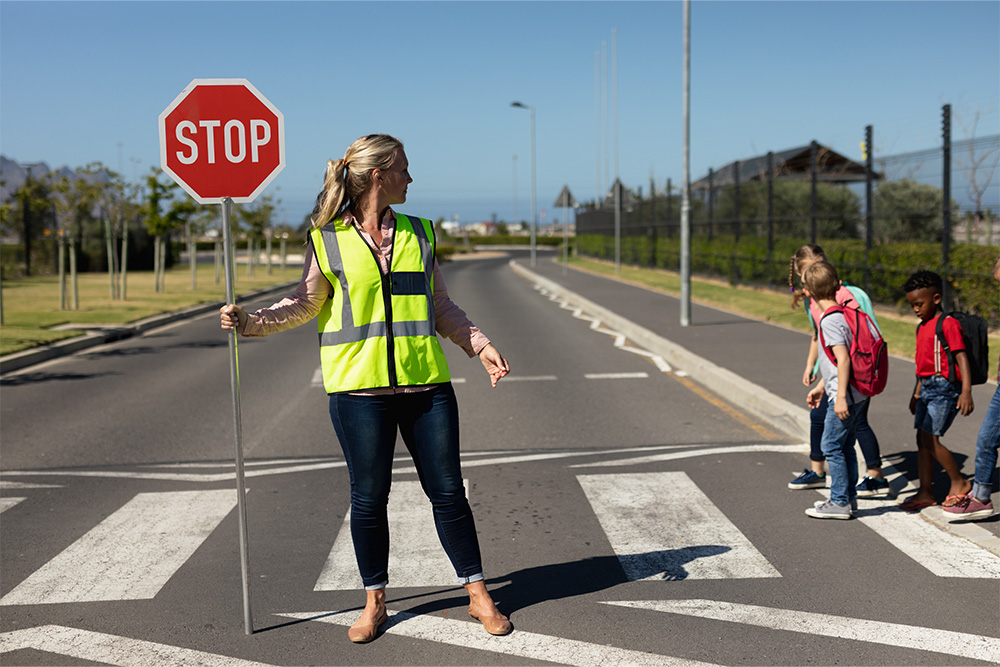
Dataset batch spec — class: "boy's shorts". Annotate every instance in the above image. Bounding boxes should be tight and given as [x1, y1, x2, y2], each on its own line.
[914, 375, 960, 436]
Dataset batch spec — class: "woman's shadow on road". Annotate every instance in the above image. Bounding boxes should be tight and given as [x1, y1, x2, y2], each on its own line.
[401, 544, 731, 618]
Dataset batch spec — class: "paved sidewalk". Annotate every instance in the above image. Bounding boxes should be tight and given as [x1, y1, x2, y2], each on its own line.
[513, 256, 1000, 547]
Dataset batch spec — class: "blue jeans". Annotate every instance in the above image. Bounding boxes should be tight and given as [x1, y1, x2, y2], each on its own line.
[972, 385, 1000, 503]
[809, 393, 882, 469]
[329, 383, 484, 590]
[914, 375, 960, 436]
[821, 398, 864, 507]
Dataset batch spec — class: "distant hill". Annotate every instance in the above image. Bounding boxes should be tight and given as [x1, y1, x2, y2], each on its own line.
[0, 156, 113, 205]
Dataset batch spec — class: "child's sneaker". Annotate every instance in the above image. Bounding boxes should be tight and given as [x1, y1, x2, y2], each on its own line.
[788, 469, 826, 490]
[805, 500, 853, 520]
[942, 496, 994, 521]
[814, 498, 857, 512]
[855, 476, 891, 497]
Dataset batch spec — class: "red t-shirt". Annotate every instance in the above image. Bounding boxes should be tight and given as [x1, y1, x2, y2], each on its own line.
[914, 313, 965, 381]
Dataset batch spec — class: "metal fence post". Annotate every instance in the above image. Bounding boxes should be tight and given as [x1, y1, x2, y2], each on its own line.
[766, 151, 774, 264]
[865, 125, 874, 295]
[810, 140, 818, 244]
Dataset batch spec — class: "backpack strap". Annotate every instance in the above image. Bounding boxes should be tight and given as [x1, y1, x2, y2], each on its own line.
[935, 313, 960, 385]
[818, 305, 846, 365]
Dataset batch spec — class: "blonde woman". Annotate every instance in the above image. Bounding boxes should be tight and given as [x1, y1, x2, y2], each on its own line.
[221, 134, 512, 642]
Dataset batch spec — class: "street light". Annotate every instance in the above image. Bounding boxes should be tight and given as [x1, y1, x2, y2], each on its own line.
[511, 101, 536, 267]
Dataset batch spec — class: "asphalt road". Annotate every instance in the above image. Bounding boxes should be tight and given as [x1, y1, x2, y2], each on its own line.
[1, 249, 998, 666]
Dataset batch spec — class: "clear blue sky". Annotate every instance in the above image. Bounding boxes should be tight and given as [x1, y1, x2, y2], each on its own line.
[2, 1, 998, 227]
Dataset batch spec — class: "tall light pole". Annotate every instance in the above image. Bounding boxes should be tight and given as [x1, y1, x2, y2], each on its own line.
[511, 101, 537, 267]
[680, 0, 692, 326]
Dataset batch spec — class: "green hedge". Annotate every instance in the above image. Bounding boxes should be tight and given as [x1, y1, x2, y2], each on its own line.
[577, 234, 1000, 326]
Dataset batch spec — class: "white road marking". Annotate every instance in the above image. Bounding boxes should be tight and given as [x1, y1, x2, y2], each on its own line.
[604, 599, 1000, 662]
[501, 375, 559, 382]
[314, 480, 466, 590]
[0, 625, 275, 666]
[311, 365, 324, 387]
[0, 489, 236, 605]
[577, 472, 780, 580]
[0, 497, 25, 514]
[391, 444, 703, 475]
[1, 459, 348, 483]
[278, 609, 720, 667]
[584, 372, 649, 379]
[571, 443, 809, 468]
[537, 285, 674, 373]
[0, 480, 61, 489]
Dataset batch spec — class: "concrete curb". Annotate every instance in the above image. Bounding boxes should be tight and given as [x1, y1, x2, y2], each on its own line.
[0, 280, 298, 375]
[510, 260, 812, 443]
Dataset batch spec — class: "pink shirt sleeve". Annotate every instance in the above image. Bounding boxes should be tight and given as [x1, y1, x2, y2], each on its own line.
[239, 240, 330, 337]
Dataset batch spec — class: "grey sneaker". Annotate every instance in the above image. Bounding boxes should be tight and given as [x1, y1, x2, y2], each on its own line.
[806, 500, 853, 520]
[815, 498, 857, 512]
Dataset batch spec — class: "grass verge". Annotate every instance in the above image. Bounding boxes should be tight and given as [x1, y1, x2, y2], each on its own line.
[1, 263, 303, 356]
[566, 256, 1000, 377]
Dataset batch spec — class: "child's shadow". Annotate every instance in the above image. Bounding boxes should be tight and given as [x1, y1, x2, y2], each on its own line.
[401, 545, 731, 618]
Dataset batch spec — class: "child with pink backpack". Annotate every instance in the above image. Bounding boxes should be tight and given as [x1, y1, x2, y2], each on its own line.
[788, 244, 890, 497]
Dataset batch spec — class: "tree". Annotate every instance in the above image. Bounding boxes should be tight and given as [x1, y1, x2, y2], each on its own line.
[144, 168, 195, 292]
[873, 179, 959, 245]
[3, 174, 56, 277]
[237, 193, 278, 277]
[710, 180, 862, 240]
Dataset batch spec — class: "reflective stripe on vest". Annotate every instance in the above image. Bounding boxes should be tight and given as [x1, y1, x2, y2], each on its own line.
[310, 213, 451, 393]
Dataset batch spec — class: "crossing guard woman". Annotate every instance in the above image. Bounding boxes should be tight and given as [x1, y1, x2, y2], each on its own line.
[220, 134, 512, 642]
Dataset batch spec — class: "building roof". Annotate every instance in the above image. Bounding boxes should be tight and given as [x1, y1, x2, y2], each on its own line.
[691, 143, 880, 192]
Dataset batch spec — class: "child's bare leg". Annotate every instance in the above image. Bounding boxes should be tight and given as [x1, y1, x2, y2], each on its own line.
[811, 460, 825, 475]
[930, 434, 972, 497]
[912, 430, 938, 503]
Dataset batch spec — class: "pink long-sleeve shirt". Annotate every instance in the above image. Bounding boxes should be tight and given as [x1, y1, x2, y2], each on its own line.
[238, 208, 490, 393]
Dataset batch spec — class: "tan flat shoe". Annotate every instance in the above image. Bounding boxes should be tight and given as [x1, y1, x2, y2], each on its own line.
[469, 608, 512, 636]
[348, 609, 388, 643]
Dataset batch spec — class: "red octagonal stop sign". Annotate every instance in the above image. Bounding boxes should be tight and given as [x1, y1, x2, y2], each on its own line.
[159, 78, 285, 203]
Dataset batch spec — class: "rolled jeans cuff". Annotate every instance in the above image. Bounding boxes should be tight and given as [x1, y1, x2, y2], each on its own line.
[458, 572, 484, 585]
[971, 482, 992, 503]
[364, 580, 388, 591]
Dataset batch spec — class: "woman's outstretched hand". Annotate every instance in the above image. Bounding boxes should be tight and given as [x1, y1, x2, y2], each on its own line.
[478, 344, 509, 388]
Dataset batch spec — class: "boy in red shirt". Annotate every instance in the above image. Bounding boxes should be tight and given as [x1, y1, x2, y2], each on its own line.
[901, 270, 974, 511]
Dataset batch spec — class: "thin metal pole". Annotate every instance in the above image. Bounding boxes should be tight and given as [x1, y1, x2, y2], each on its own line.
[222, 197, 253, 636]
[529, 106, 537, 268]
[942, 104, 952, 312]
[864, 125, 874, 295]
[613, 28, 620, 275]
[680, 0, 691, 327]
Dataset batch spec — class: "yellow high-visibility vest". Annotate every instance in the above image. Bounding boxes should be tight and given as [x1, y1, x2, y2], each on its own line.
[309, 213, 451, 394]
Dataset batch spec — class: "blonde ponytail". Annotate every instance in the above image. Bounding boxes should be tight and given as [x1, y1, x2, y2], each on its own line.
[310, 134, 403, 229]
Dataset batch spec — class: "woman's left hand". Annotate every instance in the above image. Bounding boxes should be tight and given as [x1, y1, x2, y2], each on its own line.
[478, 344, 509, 388]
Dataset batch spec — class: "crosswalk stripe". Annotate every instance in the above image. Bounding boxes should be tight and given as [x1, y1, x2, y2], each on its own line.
[0, 498, 25, 514]
[604, 599, 1000, 662]
[278, 609, 720, 666]
[852, 496, 1000, 578]
[314, 480, 463, 590]
[571, 444, 808, 468]
[0, 625, 275, 666]
[0, 489, 236, 605]
[577, 472, 780, 580]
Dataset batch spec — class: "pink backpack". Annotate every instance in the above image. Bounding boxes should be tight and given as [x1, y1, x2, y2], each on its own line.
[819, 305, 889, 397]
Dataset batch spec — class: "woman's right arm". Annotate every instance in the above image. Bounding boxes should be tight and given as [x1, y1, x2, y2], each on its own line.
[219, 242, 330, 336]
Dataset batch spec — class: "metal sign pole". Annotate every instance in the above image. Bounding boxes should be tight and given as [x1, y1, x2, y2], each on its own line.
[222, 197, 253, 635]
